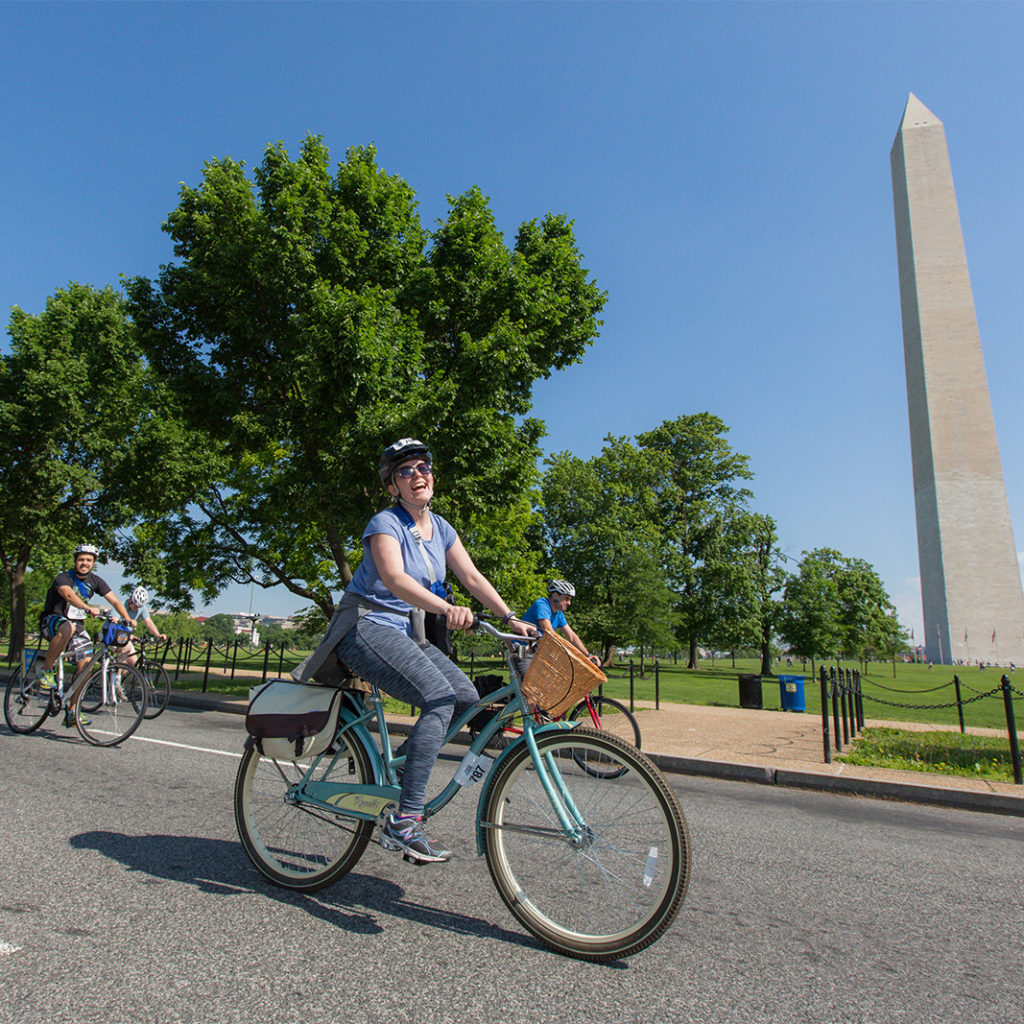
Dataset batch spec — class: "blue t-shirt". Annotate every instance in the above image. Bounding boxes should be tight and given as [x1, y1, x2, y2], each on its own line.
[521, 597, 567, 635]
[346, 507, 458, 634]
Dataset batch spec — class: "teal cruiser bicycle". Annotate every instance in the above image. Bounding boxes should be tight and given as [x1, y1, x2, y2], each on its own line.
[234, 617, 690, 961]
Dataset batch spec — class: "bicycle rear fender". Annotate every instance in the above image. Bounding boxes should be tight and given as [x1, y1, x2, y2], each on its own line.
[473, 720, 579, 856]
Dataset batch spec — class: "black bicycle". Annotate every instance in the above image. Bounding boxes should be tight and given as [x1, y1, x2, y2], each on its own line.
[120, 637, 172, 719]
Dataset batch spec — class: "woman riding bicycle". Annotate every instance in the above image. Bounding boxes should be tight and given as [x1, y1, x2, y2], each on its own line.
[298, 439, 531, 864]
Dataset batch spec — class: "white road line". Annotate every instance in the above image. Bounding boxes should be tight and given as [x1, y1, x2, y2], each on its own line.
[129, 733, 243, 759]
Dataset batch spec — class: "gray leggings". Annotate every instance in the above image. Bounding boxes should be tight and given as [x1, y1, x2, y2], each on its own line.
[335, 617, 478, 817]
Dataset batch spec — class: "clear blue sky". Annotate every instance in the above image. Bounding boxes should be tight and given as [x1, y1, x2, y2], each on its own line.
[4, 1, 1023, 636]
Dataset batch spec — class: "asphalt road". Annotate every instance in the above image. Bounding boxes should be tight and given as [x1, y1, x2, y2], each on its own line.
[1, 706, 1022, 1024]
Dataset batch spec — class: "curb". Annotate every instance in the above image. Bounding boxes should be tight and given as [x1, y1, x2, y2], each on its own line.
[166, 690, 1024, 818]
[644, 752, 1023, 817]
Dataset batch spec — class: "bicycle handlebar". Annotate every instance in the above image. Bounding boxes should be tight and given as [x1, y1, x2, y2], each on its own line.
[472, 615, 533, 645]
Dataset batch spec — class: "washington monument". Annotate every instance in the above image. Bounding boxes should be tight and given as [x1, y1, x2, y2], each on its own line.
[890, 93, 1024, 666]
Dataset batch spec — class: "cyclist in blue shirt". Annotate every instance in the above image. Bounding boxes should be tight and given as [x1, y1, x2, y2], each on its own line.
[521, 580, 601, 666]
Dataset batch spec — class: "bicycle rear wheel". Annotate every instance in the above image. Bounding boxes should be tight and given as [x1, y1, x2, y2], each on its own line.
[3, 666, 53, 734]
[234, 728, 375, 891]
[75, 665, 148, 746]
[481, 727, 690, 961]
[569, 696, 642, 778]
[139, 662, 171, 718]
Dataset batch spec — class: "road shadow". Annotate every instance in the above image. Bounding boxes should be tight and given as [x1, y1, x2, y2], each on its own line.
[71, 830, 538, 952]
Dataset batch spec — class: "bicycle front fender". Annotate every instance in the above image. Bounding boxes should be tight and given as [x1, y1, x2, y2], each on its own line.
[473, 720, 579, 856]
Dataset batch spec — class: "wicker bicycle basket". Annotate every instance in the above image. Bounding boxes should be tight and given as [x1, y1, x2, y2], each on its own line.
[521, 630, 605, 719]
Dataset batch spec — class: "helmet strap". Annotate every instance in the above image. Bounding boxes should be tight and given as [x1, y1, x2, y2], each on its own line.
[397, 495, 431, 514]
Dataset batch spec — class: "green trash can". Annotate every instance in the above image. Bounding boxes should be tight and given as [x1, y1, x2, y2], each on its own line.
[778, 674, 806, 712]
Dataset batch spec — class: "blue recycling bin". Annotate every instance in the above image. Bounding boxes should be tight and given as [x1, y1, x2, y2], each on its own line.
[778, 674, 806, 712]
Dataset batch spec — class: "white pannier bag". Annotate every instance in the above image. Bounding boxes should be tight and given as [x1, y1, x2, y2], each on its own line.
[245, 679, 344, 760]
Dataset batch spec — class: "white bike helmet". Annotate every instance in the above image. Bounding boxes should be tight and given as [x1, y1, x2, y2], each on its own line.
[548, 579, 576, 597]
[74, 543, 99, 558]
[130, 586, 149, 607]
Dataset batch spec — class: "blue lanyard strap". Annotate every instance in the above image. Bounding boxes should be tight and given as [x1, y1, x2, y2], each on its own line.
[67, 570, 93, 601]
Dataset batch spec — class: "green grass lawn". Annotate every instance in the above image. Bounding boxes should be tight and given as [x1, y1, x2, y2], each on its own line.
[593, 655, 1021, 734]
[837, 726, 1020, 783]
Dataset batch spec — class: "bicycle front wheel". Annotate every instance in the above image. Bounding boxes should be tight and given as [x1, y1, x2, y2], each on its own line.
[234, 728, 375, 891]
[139, 662, 171, 718]
[3, 666, 52, 734]
[569, 696, 643, 779]
[481, 727, 690, 961]
[76, 665, 148, 747]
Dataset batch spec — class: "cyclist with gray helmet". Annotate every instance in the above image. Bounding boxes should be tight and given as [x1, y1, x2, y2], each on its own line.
[320, 439, 531, 864]
[32, 544, 135, 724]
[521, 579, 601, 666]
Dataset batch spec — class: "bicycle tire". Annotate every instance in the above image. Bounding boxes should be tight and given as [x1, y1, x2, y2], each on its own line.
[75, 664, 148, 747]
[139, 662, 170, 718]
[481, 727, 690, 961]
[569, 696, 642, 779]
[3, 666, 53, 734]
[234, 730, 375, 891]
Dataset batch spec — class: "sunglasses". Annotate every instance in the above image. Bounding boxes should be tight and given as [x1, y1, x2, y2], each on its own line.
[394, 462, 434, 480]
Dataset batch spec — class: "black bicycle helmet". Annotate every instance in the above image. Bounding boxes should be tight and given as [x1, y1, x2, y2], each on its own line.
[378, 438, 432, 485]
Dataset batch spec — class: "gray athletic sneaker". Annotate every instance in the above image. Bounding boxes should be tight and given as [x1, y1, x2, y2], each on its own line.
[379, 813, 451, 863]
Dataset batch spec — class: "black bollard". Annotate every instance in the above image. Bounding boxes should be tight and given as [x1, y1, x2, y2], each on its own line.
[1000, 675, 1022, 785]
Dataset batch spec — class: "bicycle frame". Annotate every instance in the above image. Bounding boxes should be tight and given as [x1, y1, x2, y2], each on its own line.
[282, 622, 587, 855]
[25, 640, 93, 707]
[27, 618, 132, 707]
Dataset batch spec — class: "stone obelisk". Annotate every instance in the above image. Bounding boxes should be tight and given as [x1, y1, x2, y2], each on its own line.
[891, 94, 1024, 666]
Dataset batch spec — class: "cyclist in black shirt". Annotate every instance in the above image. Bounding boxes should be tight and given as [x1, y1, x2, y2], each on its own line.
[33, 544, 135, 705]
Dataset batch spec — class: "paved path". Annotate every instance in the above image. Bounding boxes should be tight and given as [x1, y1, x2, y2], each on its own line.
[170, 685, 1024, 816]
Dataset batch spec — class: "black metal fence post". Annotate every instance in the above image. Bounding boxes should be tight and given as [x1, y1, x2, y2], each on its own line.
[846, 669, 858, 740]
[830, 667, 842, 753]
[820, 665, 831, 763]
[854, 669, 864, 729]
[203, 641, 214, 692]
[999, 675, 1022, 785]
[655, 659, 660, 710]
[629, 659, 635, 713]
[953, 674, 966, 734]
[261, 642, 272, 684]
[230, 638, 239, 680]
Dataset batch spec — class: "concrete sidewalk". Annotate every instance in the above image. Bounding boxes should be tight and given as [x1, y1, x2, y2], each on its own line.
[169, 686, 1024, 817]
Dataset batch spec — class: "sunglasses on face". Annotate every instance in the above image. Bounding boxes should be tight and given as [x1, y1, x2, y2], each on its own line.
[394, 462, 434, 480]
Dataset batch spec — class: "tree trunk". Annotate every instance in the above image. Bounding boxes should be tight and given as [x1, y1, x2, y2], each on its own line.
[5, 550, 30, 666]
[687, 635, 699, 669]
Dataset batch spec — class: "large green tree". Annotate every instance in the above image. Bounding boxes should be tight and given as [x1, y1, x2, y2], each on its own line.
[539, 439, 677, 663]
[0, 284, 161, 659]
[778, 547, 900, 672]
[126, 138, 604, 617]
[636, 414, 754, 667]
